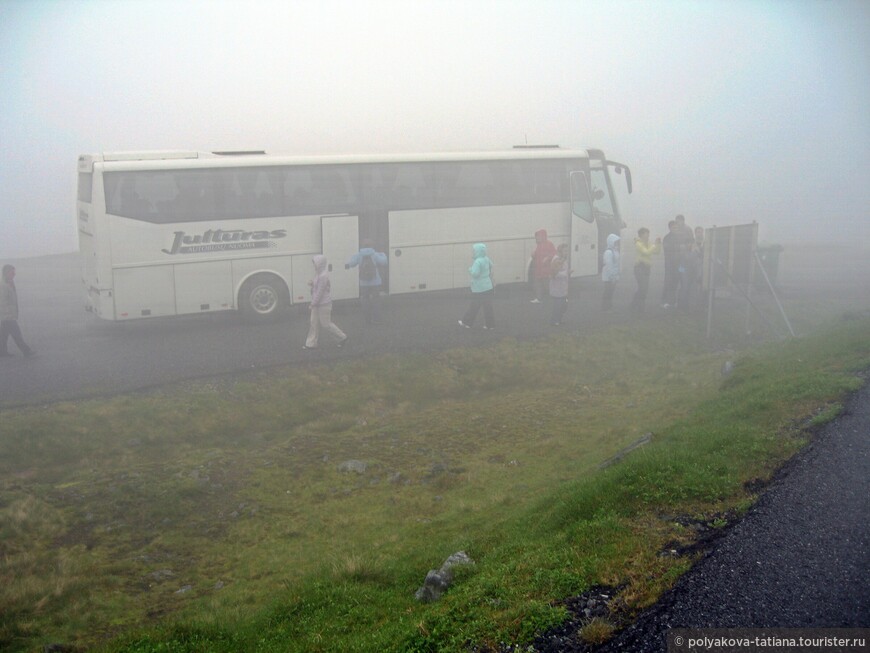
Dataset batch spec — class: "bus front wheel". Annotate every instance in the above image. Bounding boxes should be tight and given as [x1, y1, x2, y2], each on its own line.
[239, 274, 288, 320]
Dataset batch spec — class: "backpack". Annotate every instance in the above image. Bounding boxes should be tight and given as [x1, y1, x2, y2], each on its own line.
[359, 254, 376, 282]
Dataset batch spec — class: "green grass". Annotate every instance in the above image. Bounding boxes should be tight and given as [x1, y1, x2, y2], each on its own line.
[1, 312, 868, 653]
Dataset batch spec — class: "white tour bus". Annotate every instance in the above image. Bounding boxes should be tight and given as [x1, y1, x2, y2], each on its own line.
[76, 147, 631, 321]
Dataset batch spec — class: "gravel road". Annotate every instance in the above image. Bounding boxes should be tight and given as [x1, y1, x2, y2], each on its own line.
[3, 242, 868, 409]
[524, 377, 870, 652]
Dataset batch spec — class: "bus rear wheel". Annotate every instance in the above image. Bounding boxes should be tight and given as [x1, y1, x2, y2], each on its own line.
[240, 274, 288, 321]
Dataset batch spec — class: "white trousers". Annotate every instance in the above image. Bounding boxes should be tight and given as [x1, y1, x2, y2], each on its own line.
[305, 304, 346, 348]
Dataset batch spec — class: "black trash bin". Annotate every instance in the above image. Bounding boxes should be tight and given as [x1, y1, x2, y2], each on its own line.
[755, 244, 783, 289]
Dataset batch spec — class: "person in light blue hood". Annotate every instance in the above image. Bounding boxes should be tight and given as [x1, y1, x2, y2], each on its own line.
[346, 239, 388, 324]
[458, 243, 495, 329]
[601, 234, 621, 311]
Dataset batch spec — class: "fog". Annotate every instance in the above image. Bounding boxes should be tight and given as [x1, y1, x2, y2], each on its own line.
[1, 6, 869, 643]
[0, 0, 868, 260]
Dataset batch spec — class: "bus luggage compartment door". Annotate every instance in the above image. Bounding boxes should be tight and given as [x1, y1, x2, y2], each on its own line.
[113, 266, 176, 319]
[321, 214, 359, 301]
[175, 260, 233, 314]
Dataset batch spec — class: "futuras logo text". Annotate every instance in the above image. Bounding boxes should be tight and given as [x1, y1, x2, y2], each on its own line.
[162, 229, 287, 255]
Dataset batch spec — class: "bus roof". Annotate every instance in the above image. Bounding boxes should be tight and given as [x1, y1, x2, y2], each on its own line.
[80, 147, 604, 172]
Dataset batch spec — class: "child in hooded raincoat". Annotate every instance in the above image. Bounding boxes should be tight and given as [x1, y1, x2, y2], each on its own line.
[304, 255, 348, 349]
[548, 243, 571, 325]
[601, 234, 621, 311]
[458, 243, 495, 329]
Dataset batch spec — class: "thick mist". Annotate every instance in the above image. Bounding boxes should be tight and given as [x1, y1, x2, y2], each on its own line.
[1, 0, 868, 259]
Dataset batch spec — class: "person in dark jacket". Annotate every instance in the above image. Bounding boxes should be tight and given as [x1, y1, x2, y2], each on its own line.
[1, 264, 35, 358]
[660, 220, 680, 308]
[673, 214, 695, 311]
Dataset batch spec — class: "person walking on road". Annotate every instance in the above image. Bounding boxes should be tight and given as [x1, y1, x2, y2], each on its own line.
[1, 264, 35, 358]
[458, 243, 495, 329]
[345, 239, 388, 325]
[304, 255, 348, 350]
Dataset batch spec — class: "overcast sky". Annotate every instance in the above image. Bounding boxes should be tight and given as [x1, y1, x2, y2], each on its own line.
[1, 0, 867, 259]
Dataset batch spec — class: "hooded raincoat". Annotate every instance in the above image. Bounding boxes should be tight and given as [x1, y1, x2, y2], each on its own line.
[531, 229, 557, 280]
[601, 234, 621, 282]
[346, 247, 388, 287]
[309, 254, 333, 307]
[469, 243, 494, 293]
[305, 255, 347, 348]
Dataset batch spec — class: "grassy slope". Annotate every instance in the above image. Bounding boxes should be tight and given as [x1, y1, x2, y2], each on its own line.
[1, 314, 868, 652]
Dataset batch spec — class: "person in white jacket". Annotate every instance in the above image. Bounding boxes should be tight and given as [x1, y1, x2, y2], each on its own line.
[600, 234, 621, 311]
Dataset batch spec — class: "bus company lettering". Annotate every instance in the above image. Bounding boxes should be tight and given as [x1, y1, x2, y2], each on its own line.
[162, 229, 287, 255]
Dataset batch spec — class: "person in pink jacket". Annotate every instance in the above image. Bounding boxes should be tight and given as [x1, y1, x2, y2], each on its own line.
[304, 255, 348, 350]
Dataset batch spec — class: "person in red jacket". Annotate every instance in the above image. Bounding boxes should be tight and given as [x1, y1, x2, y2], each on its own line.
[530, 229, 557, 304]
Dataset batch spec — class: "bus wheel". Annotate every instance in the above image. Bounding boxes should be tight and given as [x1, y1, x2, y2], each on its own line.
[240, 274, 288, 320]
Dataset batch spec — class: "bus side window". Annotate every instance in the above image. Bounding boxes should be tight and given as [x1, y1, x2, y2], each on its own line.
[225, 168, 277, 219]
[253, 170, 280, 217]
[120, 180, 150, 218]
[282, 167, 314, 215]
[309, 166, 357, 214]
[105, 173, 150, 219]
[228, 169, 256, 219]
[156, 171, 212, 221]
[531, 161, 563, 203]
[454, 162, 495, 206]
[309, 168, 340, 209]
[492, 161, 523, 205]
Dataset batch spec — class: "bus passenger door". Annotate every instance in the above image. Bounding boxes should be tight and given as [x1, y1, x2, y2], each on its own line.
[322, 214, 359, 300]
[569, 171, 598, 276]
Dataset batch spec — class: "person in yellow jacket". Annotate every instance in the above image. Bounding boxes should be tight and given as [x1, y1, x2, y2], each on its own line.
[630, 228, 661, 317]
